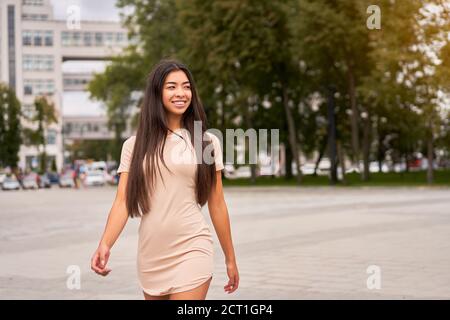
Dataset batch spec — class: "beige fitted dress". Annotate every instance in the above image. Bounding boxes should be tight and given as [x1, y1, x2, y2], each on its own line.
[116, 128, 224, 296]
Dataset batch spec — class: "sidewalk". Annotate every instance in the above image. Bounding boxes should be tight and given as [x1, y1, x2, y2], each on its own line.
[1, 186, 449, 299]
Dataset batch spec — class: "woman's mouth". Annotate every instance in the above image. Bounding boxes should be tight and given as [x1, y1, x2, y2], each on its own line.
[172, 100, 187, 108]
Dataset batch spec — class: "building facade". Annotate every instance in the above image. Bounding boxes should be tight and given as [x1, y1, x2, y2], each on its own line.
[0, 0, 130, 171]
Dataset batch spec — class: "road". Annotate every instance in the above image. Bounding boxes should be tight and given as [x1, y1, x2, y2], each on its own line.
[1, 185, 449, 299]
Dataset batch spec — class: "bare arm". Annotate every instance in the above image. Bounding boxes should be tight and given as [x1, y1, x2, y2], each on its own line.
[99, 173, 129, 248]
[91, 173, 129, 276]
[208, 171, 239, 293]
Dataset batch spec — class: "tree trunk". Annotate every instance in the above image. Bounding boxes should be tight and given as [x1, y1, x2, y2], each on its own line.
[244, 107, 257, 184]
[427, 131, 434, 184]
[347, 63, 360, 170]
[327, 86, 338, 184]
[282, 87, 302, 184]
[285, 141, 293, 179]
[314, 136, 327, 176]
[337, 140, 346, 184]
[405, 154, 410, 173]
[362, 114, 371, 181]
[377, 117, 384, 173]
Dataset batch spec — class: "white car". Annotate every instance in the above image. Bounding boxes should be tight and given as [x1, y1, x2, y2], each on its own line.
[22, 173, 39, 189]
[0, 172, 7, 185]
[84, 171, 106, 187]
[232, 166, 252, 179]
[301, 163, 316, 175]
[59, 172, 75, 188]
[2, 176, 21, 190]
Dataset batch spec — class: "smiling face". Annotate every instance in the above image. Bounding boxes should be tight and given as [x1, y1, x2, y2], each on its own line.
[162, 70, 192, 118]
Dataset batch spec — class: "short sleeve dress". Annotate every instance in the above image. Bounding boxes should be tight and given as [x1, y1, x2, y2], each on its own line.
[116, 128, 224, 296]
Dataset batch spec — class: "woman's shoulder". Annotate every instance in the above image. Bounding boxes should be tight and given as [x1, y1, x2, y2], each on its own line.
[123, 135, 137, 149]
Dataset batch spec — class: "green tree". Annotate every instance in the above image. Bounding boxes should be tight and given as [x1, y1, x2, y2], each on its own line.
[362, 0, 450, 183]
[178, 0, 303, 183]
[23, 96, 58, 173]
[293, 0, 373, 174]
[88, 0, 185, 163]
[0, 83, 22, 170]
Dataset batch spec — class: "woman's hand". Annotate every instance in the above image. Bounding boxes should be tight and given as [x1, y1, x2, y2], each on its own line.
[90, 243, 111, 276]
[224, 260, 239, 294]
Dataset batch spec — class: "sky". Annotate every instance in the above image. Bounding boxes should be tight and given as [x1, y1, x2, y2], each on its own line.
[49, 0, 121, 21]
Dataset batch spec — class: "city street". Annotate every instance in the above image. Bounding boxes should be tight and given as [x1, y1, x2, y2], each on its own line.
[1, 186, 449, 299]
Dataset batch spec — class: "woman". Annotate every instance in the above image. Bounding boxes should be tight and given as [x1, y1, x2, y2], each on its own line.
[90, 59, 239, 300]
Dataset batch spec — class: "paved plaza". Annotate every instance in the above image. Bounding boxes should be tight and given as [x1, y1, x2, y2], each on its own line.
[1, 185, 449, 299]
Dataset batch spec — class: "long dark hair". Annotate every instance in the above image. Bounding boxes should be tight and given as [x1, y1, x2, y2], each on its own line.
[126, 59, 217, 218]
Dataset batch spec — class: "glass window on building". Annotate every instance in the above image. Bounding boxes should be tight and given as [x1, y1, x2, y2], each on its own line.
[23, 55, 53, 71]
[24, 13, 46, 20]
[73, 32, 81, 46]
[47, 129, 57, 145]
[83, 32, 92, 46]
[35, 81, 43, 93]
[22, 104, 35, 119]
[36, 56, 44, 70]
[24, 82, 33, 95]
[61, 31, 70, 46]
[23, 55, 32, 70]
[116, 32, 125, 44]
[22, 30, 32, 45]
[33, 30, 42, 46]
[95, 32, 103, 46]
[44, 31, 53, 46]
[45, 80, 54, 94]
[44, 55, 53, 71]
[23, 0, 44, 6]
[25, 155, 38, 170]
[105, 32, 114, 45]
[64, 123, 72, 134]
[23, 79, 54, 95]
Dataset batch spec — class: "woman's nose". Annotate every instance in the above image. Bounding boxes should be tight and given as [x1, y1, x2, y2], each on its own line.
[175, 88, 185, 98]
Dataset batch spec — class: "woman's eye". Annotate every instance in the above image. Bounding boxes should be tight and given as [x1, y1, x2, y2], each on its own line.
[167, 86, 175, 89]
[184, 86, 191, 90]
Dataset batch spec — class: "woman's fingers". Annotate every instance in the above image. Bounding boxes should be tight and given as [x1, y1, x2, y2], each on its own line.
[224, 273, 239, 293]
[91, 250, 111, 276]
[91, 252, 102, 273]
[232, 274, 239, 291]
[98, 268, 111, 276]
[228, 275, 238, 293]
[99, 256, 106, 268]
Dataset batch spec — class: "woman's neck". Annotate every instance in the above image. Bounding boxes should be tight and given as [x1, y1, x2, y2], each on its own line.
[166, 114, 183, 132]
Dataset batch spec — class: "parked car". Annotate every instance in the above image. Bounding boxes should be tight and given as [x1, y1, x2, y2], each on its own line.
[301, 163, 316, 175]
[84, 170, 106, 187]
[106, 170, 119, 185]
[1, 176, 21, 190]
[22, 173, 39, 190]
[224, 166, 251, 179]
[59, 172, 75, 188]
[0, 172, 7, 186]
[46, 172, 60, 184]
[39, 174, 51, 188]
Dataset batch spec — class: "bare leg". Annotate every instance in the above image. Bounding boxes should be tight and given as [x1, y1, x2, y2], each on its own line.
[169, 276, 212, 300]
[143, 291, 170, 300]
